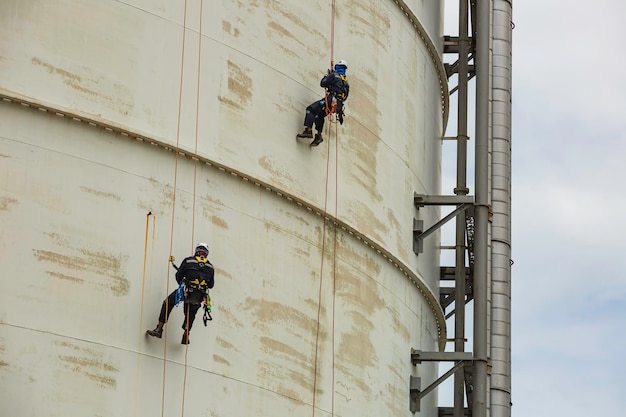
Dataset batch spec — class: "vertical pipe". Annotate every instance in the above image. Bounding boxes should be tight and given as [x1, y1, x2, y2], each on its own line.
[490, 0, 513, 416]
[473, 0, 491, 416]
[454, 1, 470, 417]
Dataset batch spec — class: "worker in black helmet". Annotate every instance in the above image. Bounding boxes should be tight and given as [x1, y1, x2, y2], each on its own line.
[146, 242, 214, 345]
[297, 59, 350, 147]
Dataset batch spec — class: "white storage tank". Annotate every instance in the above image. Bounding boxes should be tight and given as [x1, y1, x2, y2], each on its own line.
[0, 0, 448, 416]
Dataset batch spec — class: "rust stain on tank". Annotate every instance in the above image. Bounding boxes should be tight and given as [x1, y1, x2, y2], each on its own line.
[391, 311, 410, 341]
[342, 108, 381, 202]
[258, 156, 298, 188]
[337, 240, 382, 278]
[221, 20, 240, 37]
[337, 326, 377, 368]
[257, 360, 308, 401]
[276, 387, 300, 402]
[269, 2, 326, 57]
[34, 247, 129, 296]
[80, 186, 121, 201]
[217, 306, 244, 328]
[388, 210, 409, 260]
[210, 214, 228, 229]
[285, 210, 311, 228]
[383, 381, 406, 415]
[243, 297, 317, 336]
[347, 1, 391, 51]
[0, 196, 17, 211]
[203, 192, 225, 206]
[216, 336, 236, 350]
[213, 355, 230, 366]
[218, 61, 252, 110]
[0, 343, 6, 367]
[350, 74, 382, 139]
[346, 200, 387, 243]
[259, 336, 307, 364]
[47, 270, 84, 284]
[31, 57, 99, 97]
[56, 342, 118, 389]
[266, 20, 304, 58]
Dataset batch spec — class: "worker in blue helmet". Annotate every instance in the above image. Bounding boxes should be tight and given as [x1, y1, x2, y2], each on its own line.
[297, 60, 350, 147]
[146, 242, 214, 345]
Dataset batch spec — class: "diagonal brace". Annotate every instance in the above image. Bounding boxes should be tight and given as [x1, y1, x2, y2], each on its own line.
[416, 203, 471, 242]
[417, 360, 467, 401]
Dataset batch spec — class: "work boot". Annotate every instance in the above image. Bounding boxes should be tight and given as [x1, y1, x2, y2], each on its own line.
[296, 128, 313, 139]
[181, 331, 190, 345]
[310, 133, 324, 147]
[146, 327, 163, 338]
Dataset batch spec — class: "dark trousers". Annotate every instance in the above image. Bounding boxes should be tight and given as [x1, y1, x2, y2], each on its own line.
[158, 290, 202, 331]
[304, 99, 327, 131]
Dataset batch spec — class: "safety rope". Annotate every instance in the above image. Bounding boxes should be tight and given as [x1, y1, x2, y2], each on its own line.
[312, 2, 338, 417]
[180, 0, 205, 415]
[158, 0, 189, 416]
[330, 121, 339, 417]
[139, 212, 155, 349]
[135, 211, 155, 416]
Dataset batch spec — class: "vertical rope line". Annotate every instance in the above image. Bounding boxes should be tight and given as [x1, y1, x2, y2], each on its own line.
[161, 1, 188, 416]
[181, 306, 191, 416]
[329, 2, 337, 415]
[312, 132, 333, 417]
[331, 121, 339, 417]
[135, 212, 155, 417]
[330, 0, 336, 64]
[311, 2, 337, 416]
[190, 0, 204, 249]
[181, 1, 204, 415]
[138, 212, 153, 347]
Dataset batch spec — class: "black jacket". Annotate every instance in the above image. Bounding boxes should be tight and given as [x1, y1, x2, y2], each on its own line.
[176, 255, 215, 290]
[321, 71, 349, 101]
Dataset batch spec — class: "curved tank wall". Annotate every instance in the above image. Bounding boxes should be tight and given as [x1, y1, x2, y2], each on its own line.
[0, 1, 447, 416]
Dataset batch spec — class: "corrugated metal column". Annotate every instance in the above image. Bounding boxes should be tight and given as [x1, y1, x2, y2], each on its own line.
[473, 0, 491, 416]
[490, 0, 513, 415]
[454, 1, 470, 417]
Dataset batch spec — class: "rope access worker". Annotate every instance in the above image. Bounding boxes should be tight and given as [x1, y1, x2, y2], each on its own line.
[146, 242, 215, 345]
[296, 59, 350, 147]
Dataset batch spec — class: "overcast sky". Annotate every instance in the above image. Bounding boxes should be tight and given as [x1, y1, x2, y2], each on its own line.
[441, 1, 626, 415]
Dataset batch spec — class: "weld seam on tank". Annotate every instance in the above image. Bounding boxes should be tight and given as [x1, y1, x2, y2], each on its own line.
[0, 92, 447, 350]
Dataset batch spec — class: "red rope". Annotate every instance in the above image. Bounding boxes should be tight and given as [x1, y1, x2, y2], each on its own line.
[312, 2, 339, 416]
[331, 120, 339, 417]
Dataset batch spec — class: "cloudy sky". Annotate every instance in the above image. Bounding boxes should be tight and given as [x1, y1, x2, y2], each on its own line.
[441, 0, 626, 415]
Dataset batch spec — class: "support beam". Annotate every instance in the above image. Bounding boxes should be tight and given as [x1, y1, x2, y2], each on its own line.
[414, 193, 475, 208]
[411, 349, 474, 365]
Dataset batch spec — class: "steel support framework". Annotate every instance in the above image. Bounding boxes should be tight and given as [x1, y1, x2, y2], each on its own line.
[410, 1, 512, 417]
